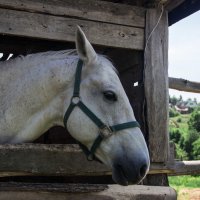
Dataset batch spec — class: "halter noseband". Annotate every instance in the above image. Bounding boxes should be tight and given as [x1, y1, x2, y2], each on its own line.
[63, 59, 140, 161]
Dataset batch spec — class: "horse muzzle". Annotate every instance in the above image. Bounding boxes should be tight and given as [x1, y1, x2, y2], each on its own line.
[112, 153, 149, 186]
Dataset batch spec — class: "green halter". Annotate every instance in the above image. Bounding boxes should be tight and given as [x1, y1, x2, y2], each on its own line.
[63, 59, 140, 161]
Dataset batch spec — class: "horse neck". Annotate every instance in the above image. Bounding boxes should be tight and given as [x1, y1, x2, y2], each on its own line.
[5, 51, 79, 126]
[29, 52, 80, 119]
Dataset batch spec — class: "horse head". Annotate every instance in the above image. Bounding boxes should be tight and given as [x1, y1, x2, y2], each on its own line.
[63, 26, 150, 185]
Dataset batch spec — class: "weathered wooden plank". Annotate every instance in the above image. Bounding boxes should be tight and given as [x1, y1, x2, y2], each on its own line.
[0, 144, 199, 177]
[150, 161, 200, 176]
[0, 8, 144, 50]
[0, 183, 177, 200]
[169, 77, 200, 93]
[144, 8, 169, 163]
[0, 0, 145, 28]
[164, 0, 185, 11]
[0, 182, 108, 193]
[168, 0, 200, 26]
[168, 161, 200, 176]
[0, 144, 110, 177]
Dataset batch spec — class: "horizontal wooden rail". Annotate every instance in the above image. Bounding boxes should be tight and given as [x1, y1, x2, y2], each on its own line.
[0, 0, 145, 28]
[169, 77, 200, 93]
[0, 1, 145, 50]
[150, 160, 200, 176]
[0, 183, 177, 200]
[0, 144, 199, 177]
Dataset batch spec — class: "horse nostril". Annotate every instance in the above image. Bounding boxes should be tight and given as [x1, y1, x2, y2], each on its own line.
[139, 164, 148, 178]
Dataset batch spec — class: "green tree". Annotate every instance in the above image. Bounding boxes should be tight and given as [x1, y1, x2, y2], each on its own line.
[169, 129, 182, 144]
[184, 129, 199, 160]
[169, 108, 180, 117]
[169, 95, 178, 106]
[175, 143, 188, 160]
[193, 138, 200, 160]
[188, 109, 200, 132]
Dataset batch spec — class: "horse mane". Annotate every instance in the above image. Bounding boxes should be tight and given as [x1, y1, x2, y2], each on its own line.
[0, 49, 118, 75]
[0, 50, 78, 69]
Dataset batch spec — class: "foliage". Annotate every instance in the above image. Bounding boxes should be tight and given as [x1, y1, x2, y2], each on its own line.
[192, 138, 200, 160]
[169, 128, 182, 144]
[169, 107, 180, 117]
[169, 95, 179, 106]
[188, 108, 200, 132]
[175, 143, 188, 160]
[168, 97, 200, 198]
[184, 129, 199, 160]
[169, 106, 200, 160]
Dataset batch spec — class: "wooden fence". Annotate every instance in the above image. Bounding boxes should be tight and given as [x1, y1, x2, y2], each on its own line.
[0, 143, 199, 177]
[169, 77, 200, 93]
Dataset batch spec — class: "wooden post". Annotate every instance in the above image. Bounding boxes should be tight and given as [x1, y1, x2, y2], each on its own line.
[144, 6, 169, 186]
[144, 7, 169, 164]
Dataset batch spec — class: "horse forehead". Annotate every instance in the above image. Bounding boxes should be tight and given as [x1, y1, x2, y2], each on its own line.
[88, 67, 119, 88]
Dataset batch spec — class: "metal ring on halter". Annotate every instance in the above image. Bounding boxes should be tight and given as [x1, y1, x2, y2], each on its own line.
[71, 96, 81, 105]
[87, 154, 95, 161]
[99, 125, 113, 138]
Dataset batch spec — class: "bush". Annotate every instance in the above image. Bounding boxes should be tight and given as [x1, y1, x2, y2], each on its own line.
[177, 118, 182, 123]
[175, 143, 188, 160]
[169, 108, 180, 118]
[188, 109, 200, 132]
[192, 138, 200, 160]
[184, 129, 199, 160]
[169, 129, 182, 144]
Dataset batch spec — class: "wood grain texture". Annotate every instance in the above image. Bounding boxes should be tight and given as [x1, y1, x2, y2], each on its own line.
[0, 184, 177, 200]
[169, 77, 200, 93]
[0, 144, 110, 177]
[0, 8, 144, 50]
[144, 8, 169, 163]
[0, 144, 199, 177]
[0, 0, 145, 28]
[164, 0, 185, 11]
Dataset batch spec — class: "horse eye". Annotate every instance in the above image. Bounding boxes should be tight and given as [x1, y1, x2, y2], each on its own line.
[103, 91, 117, 102]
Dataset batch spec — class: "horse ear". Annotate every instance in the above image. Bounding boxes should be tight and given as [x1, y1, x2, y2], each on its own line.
[76, 26, 97, 64]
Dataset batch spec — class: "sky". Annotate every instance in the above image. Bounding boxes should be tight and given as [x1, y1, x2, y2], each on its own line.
[168, 11, 200, 102]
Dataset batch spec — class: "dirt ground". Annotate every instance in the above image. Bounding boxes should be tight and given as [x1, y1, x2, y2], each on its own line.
[178, 188, 200, 200]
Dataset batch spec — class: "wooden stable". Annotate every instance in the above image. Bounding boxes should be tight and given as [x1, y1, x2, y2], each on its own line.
[0, 0, 200, 199]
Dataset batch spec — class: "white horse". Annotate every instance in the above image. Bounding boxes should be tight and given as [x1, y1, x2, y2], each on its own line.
[0, 26, 149, 185]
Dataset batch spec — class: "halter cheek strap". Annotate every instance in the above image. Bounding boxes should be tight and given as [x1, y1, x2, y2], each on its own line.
[63, 59, 140, 161]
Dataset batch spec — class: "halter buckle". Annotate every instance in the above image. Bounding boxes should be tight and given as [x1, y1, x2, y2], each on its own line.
[71, 96, 81, 105]
[99, 125, 112, 138]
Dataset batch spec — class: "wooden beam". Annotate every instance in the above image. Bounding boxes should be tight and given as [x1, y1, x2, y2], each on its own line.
[0, 8, 144, 50]
[164, 0, 185, 11]
[144, 8, 169, 163]
[168, 0, 200, 26]
[0, 184, 177, 200]
[0, 0, 145, 28]
[0, 144, 199, 177]
[150, 161, 200, 176]
[169, 77, 200, 93]
[0, 144, 110, 177]
[169, 161, 200, 176]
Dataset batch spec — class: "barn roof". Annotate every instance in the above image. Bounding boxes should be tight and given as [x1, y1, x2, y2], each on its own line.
[103, 0, 200, 26]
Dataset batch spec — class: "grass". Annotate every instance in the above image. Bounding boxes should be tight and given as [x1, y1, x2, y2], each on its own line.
[169, 113, 200, 199]
[169, 176, 200, 200]
[169, 175, 200, 194]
